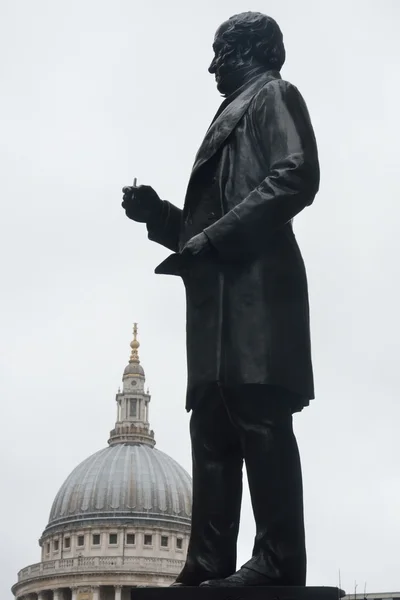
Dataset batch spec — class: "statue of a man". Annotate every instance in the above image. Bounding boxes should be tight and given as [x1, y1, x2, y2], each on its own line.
[122, 12, 319, 588]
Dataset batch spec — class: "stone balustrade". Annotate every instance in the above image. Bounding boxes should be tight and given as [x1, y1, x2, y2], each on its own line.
[17, 555, 184, 582]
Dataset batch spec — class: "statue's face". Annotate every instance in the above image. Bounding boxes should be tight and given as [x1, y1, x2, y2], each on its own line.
[208, 20, 250, 95]
[208, 14, 284, 96]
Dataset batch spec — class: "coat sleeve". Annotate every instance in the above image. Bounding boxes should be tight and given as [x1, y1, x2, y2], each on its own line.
[146, 200, 182, 252]
[203, 79, 320, 260]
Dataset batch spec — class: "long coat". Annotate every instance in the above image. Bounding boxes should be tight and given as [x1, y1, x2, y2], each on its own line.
[147, 70, 320, 412]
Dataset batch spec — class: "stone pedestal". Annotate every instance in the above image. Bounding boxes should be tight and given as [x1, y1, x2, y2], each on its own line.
[131, 586, 345, 600]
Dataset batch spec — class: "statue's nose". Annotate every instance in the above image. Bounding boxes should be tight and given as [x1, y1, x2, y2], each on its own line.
[208, 57, 216, 74]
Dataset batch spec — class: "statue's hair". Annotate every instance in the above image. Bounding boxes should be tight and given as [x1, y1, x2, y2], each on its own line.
[217, 12, 285, 71]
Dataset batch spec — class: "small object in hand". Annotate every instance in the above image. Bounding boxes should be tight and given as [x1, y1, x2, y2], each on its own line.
[121, 180, 163, 224]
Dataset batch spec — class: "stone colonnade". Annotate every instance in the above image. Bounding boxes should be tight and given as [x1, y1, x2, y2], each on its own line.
[19, 586, 124, 600]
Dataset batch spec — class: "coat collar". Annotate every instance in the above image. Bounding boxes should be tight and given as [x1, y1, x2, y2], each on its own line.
[191, 70, 281, 177]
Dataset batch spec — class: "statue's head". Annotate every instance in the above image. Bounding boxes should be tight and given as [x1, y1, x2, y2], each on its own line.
[209, 12, 285, 95]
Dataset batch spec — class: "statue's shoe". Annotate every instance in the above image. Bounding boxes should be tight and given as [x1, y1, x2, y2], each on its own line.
[200, 567, 274, 587]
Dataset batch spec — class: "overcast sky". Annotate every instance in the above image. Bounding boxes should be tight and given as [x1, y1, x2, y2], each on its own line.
[1, 0, 400, 597]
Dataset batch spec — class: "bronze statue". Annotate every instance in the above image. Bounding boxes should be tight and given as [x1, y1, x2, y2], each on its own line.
[122, 11, 319, 588]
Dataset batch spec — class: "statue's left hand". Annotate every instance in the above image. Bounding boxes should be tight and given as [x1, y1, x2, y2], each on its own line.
[181, 232, 212, 257]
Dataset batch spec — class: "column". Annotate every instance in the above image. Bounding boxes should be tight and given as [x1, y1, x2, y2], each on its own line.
[53, 590, 63, 600]
[92, 587, 100, 600]
[37, 592, 46, 600]
[71, 588, 78, 600]
[115, 586, 122, 600]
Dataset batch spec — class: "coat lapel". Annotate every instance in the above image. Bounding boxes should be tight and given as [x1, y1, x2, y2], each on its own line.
[191, 70, 281, 177]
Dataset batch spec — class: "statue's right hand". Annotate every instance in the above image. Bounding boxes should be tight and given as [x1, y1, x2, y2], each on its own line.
[121, 184, 163, 223]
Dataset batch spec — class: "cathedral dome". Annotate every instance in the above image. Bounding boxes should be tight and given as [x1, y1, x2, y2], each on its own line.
[45, 443, 192, 533]
[43, 324, 191, 535]
[13, 322, 192, 598]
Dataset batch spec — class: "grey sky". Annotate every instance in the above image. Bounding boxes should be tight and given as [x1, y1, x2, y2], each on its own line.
[1, 0, 399, 597]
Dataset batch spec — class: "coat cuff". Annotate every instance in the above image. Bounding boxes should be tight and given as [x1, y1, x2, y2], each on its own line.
[204, 201, 256, 261]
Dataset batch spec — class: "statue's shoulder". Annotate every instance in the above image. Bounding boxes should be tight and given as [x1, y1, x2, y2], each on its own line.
[252, 76, 303, 113]
[258, 76, 298, 97]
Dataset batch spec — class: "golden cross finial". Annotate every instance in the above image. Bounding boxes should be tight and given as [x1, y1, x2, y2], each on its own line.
[129, 322, 140, 363]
